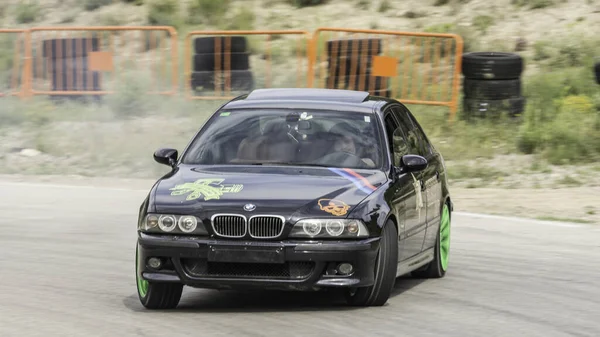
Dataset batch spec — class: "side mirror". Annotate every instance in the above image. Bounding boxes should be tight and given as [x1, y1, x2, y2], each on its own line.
[153, 148, 178, 167]
[397, 154, 428, 175]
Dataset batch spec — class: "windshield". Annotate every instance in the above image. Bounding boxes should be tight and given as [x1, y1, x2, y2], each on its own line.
[180, 108, 386, 170]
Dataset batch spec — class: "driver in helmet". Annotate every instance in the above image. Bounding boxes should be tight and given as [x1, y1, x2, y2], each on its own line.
[329, 122, 376, 167]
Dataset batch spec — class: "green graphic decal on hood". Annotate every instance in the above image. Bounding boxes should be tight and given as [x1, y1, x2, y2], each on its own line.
[169, 178, 244, 201]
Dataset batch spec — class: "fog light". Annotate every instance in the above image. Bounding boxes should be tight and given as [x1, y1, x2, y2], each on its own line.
[336, 263, 353, 275]
[148, 257, 162, 269]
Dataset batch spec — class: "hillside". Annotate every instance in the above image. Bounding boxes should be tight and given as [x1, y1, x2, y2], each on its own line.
[2, 0, 599, 57]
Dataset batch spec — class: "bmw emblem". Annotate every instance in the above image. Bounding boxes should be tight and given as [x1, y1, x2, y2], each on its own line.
[243, 203, 256, 212]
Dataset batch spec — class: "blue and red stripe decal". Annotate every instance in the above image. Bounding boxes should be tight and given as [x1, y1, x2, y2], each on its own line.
[328, 168, 378, 195]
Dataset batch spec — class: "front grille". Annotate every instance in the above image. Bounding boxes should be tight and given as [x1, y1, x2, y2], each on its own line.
[182, 259, 315, 279]
[212, 214, 246, 238]
[249, 216, 285, 238]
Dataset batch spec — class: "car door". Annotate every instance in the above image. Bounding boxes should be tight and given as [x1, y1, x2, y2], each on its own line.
[382, 109, 407, 262]
[404, 110, 443, 251]
[383, 107, 424, 262]
[391, 105, 430, 256]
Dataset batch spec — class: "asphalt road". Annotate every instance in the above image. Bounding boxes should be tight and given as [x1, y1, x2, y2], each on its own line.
[1, 180, 599, 337]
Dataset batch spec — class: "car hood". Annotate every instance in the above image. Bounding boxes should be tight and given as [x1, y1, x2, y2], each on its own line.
[153, 165, 388, 218]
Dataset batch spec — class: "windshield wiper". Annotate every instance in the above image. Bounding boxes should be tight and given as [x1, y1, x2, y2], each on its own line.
[246, 162, 332, 168]
[248, 161, 299, 166]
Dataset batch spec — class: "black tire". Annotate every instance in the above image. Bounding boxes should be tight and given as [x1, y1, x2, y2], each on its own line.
[51, 70, 101, 91]
[463, 78, 521, 100]
[326, 38, 383, 57]
[463, 96, 526, 118]
[191, 71, 214, 90]
[42, 38, 100, 59]
[461, 52, 523, 80]
[594, 61, 600, 85]
[135, 244, 183, 310]
[325, 75, 389, 92]
[345, 220, 398, 306]
[194, 36, 248, 54]
[326, 57, 374, 78]
[193, 52, 251, 72]
[191, 70, 255, 93]
[48, 56, 90, 72]
[329, 76, 392, 97]
[412, 201, 451, 279]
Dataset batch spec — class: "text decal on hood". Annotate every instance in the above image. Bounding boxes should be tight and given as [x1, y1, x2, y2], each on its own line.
[169, 178, 244, 201]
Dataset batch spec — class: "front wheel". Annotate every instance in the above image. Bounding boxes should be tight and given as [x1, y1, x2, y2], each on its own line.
[345, 220, 398, 306]
[136, 244, 183, 309]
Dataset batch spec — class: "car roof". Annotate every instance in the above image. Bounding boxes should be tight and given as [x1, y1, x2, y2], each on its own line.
[220, 88, 397, 114]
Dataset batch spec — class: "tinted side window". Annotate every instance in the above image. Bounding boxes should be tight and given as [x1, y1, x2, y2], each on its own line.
[407, 113, 432, 154]
[384, 111, 411, 166]
[391, 121, 409, 165]
[393, 106, 430, 157]
[383, 113, 398, 153]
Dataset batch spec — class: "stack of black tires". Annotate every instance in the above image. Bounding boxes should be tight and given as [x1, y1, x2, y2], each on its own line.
[38, 37, 102, 102]
[190, 36, 254, 94]
[461, 52, 526, 118]
[324, 38, 391, 98]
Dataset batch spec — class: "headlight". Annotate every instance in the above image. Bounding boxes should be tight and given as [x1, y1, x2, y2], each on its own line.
[139, 213, 207, 235]
[289, 219, 369, 239]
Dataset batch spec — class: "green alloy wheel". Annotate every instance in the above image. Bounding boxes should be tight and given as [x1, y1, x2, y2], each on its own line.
[439, 203, 451, 272]
[411, 201, 451, 278]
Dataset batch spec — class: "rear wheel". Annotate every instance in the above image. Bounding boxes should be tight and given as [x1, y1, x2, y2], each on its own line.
[136, 244, 183, 309]
[412, 202, 451, 278]
[345, 220, 398, 306]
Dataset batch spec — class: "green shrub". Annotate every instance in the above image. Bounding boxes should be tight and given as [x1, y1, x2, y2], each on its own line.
[355, 0, 369, 10]
[0, 3, 7, 19]
[288, 0, 327, 8]
[147, 0, 182, 28]
[187, 0, 231, 25]
[84, 0, 112, 11]
[121, 0, 144, 4]
[15, 1, 41, 24]
[472, 15, 494, 34]
[516, 68, 600, 164]
[533, 41, 552, 61]
[378, 0, 391, 12]
[512, 0, 555, 9]
[220, 6, 255, 30]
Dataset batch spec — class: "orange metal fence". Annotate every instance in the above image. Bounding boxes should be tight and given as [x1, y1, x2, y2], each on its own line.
[184, 30, 312, 100]
[0, 29, 28, 98]
[2, 25, 466, 118]
[25, 26, 178, 98]
[309, 28, 464, 117]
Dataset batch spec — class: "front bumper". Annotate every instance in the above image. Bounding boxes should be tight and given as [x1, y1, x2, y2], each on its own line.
[137, 232, 380, 291]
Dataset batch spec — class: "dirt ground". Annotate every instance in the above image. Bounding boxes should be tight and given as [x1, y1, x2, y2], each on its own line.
[1, 173, 598, 225]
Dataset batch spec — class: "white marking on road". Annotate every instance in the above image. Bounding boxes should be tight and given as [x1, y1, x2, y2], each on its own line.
[454, 211, 587, 228]
[0, 181, 149, 192]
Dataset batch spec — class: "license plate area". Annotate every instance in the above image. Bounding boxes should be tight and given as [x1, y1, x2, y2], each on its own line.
[207, 245, 285, 264]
